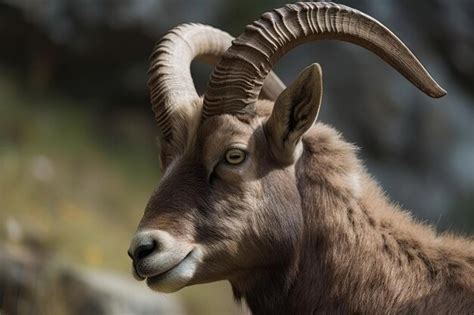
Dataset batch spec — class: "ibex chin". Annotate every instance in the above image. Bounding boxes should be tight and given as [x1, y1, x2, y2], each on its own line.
[128, 2, 474, 314]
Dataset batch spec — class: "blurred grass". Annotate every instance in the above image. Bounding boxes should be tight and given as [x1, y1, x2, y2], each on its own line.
[0, 74, 159, 271]
[0, 73, 241, 314]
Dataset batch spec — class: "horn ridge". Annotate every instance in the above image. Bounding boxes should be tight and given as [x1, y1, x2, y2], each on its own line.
[202, 2, 446, 119]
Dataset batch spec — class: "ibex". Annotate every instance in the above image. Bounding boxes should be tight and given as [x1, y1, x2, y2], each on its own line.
[128, 2, 474, 314]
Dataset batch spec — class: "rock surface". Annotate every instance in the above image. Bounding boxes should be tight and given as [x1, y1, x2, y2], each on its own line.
[0, 245, 185, 315]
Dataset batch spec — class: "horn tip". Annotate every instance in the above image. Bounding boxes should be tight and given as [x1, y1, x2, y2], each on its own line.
[429, 86, 447, 99]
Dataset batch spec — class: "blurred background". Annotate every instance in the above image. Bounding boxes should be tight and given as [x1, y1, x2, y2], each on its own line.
[0, 0, 473, 314]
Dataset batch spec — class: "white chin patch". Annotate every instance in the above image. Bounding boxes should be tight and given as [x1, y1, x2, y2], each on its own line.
[147, 247, 202, 293]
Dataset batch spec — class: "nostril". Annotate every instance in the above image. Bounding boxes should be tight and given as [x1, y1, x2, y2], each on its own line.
[134, 240, 156, 260]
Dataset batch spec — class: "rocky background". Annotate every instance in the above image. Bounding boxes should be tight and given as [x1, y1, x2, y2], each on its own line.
[0, 0, 473, 314]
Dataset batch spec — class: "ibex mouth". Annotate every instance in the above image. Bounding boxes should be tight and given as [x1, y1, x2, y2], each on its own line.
[129, 229, 200, 290]
[144, 247, 202, 293]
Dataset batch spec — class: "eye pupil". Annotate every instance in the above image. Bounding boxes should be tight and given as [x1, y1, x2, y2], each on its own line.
[225, 149, 246, 164]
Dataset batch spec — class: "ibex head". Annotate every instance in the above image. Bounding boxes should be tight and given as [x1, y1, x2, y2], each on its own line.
[128, 3, 445, 293]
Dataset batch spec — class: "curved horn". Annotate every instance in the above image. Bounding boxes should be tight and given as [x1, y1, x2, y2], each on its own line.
[148, 23, 285, 145]
[202, 2, 446, 118]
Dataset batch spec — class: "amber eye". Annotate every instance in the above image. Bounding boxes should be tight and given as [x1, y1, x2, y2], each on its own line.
[225, 148, 246, 165]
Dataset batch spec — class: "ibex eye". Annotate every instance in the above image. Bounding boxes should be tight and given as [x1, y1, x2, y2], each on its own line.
[225, 148, 246, 165]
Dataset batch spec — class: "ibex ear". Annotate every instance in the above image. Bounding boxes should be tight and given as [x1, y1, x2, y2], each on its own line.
[265, 63, 323, 165]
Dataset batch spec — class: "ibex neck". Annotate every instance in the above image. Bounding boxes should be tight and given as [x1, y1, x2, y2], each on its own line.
[232, 124, 365, 314]
[236, 124, 474, 314]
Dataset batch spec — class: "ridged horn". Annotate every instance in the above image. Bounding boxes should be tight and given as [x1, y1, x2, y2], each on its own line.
[148, 23, 285, 146]
[202, 2, 446, 118]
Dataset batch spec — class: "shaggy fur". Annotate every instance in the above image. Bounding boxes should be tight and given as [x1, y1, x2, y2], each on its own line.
[137, 99, 474, 314]
[235, 121, 474, 314]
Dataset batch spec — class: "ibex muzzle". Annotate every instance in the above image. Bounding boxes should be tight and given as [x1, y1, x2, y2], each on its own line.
[128, 229, 201, 292]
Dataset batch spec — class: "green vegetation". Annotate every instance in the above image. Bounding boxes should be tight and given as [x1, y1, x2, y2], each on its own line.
[0, 75, 157, 270]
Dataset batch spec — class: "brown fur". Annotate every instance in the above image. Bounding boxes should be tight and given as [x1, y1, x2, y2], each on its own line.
[137, 100, 474, 314]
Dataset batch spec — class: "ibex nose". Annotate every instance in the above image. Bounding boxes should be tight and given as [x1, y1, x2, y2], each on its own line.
[128, 230, 195, 281]
[128, 232, 157, 262]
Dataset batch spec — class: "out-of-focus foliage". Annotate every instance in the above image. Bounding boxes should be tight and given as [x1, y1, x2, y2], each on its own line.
[0, 0, 473, 314]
